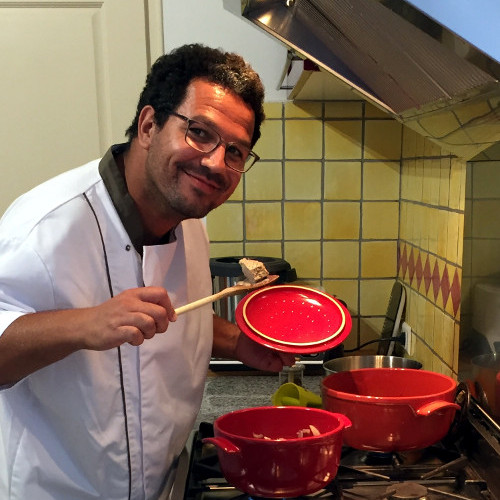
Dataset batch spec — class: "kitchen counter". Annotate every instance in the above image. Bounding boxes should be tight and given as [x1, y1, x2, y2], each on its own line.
[196, 371, 324, 426]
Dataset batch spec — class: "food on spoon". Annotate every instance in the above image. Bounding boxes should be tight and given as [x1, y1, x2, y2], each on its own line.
[239, 258, 269, 284]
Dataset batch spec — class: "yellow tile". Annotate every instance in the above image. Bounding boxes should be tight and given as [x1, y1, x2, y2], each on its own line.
[425, 254, 437, 300]
[471, 239, 500, 276]
[399, 202, 408, 242]
[284, 161, 321, 199]
[343, 317, 359, 351]
[359, 279, 394, 316]
[446, 211, 460, 264]
[284, 202, 321, 239]
[284, 241, 321, 278]
[285, 119, 323, 159]
[359, 317, 384, 350]
[437, 209, 449, 257]
[325, 101, 363, 118]
[454, 99, 491, 125]
[449, 158, 465, 210]
[325, 120, 362, 159]
[284, 101, 322, 118]
[323, 279, 359, 314]
[402, 126, 418, 158]
[427, 207, 439, 256]
[263, 102, 283, 119]
[228, 180, 243, 201]
[418, 111, 461, 138]
[471, 161, 500, 198]
[209, 242, 243, 258]
[472, 200, 500, 238]
[423, 299, 435, 346]
[323, 202, 360, 240]
[324, 161, 362, 200]
[245, 161, 282, 200]
[361, 241, 397, 278]
[441, 313, 457, 367]
[257, 119, 283, 160]
[363, 161, 400, 200]
[206, 203, 243, 241]
[362, 202, 399, 239]
[323, 241, 359, 278]
[439, 156, 451, 207]
[364, 120, 402, 160]
[244, 242, 283, 258]
[364, 102, 388, 118]
[244, 202, 282, 240]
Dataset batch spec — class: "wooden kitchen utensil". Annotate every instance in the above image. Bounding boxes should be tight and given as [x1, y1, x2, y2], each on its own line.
[174, 275, 279, 315]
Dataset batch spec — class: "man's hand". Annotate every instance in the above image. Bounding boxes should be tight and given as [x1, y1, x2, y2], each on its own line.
[212, 315, 295, 372]
[82, 287, 177, 350]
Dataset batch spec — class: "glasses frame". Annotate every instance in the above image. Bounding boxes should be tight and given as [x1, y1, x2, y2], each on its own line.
[171, 112, 260, 173]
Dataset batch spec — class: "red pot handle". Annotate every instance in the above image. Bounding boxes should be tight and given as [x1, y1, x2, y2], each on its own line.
[202, 436, 241, 454]
[415, 400, 460, 416]
[331, 412, 353, 430]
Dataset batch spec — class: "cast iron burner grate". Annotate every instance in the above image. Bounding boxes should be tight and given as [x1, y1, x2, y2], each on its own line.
[183, 412, 495, 500]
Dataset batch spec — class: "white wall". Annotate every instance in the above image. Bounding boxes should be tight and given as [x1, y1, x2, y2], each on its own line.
[162, 0, 288, 101]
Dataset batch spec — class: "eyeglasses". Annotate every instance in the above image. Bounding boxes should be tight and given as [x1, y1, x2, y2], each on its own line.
[171, 112, 260, 173]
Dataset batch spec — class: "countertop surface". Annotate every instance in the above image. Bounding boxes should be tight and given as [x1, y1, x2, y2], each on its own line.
[195, 372, 324, 426]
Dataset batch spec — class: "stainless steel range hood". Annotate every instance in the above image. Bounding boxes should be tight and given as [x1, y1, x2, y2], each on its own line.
[240, 0, 500, 159]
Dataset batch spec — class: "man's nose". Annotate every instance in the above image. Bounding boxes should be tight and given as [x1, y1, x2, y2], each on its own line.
[200, 143, 227, 170]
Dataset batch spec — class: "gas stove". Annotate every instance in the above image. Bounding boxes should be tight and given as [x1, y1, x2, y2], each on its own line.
[178, 384, 500, 499]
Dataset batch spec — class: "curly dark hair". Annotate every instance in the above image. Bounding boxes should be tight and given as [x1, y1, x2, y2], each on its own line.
[125, 44, 265, 147]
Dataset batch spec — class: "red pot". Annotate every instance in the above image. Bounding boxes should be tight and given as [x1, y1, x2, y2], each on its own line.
[203, 406, 351, 498]
[322, 368, 460, 452]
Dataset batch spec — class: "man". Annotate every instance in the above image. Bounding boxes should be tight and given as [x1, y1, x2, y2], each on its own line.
[0, 44, 294, 500]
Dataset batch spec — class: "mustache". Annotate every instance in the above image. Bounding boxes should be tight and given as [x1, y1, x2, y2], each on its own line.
[181, 164, 230, 191]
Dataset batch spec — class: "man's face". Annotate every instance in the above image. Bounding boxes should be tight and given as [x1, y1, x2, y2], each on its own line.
[142, 79, 255, 221]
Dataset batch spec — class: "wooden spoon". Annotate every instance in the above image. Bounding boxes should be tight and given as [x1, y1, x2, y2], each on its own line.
[174, 275, 279, 316]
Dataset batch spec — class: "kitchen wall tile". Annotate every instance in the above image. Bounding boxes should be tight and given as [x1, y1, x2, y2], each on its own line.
[427, 207, 439, 256]
[402, 126, 418, 158]
[244, 202, 282, 240]
[446, 211, 461, 265]
[359, 279, 394, 316]
[244, 242, 283, 259]
[210, 242, 243, 258]
[439, 157, 451, 207]
[263, 102, 283, 119]
[324, 161, 361, 200]
[323, 241, 359, 278]
[363, 161, 400, 200]
[284, 101, 322, 118]
[359, 317, 384, 349]
[364, 120, 402, 160]
[284, 241, 321, 279]
[418, 112, 461, 139]
[284, 202, 321, 240]
[323, 279, 359, 314]
[471, 239, 500, 276]
[325, 101, 363, 118]
[472, 200, 500, 238]
[449, 158, 465, 211]
[323, 201, 360, 240]
[324, 121, 362, 160]
[361, 241, 397, 278]
[206, 204, 243, 241]
[227, 181, 243, 201]
[472, 161, 500, 198]
[365, 103, 388, 118]
[343, 317, 360, 351]
[245, 161, 282, 200]
[285, 119, 323, 159]
[257, 119, 283, 160]
[362, 202, 399, 240]
[284, 161, 321, 199]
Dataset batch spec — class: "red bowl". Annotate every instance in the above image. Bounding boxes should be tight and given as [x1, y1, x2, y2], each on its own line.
[203, 406, 351, 498]
[321, 368, 460, 452]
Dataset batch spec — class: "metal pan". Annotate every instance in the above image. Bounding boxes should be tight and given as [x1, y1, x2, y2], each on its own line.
[323, 355, 422, 375]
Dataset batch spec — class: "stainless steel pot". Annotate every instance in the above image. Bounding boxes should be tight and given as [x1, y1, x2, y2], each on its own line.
[323, 355, 422, 375]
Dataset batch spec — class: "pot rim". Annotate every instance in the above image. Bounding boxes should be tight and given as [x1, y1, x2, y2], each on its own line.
[213, 406, 346, 442]
[321, 368, 457, 404]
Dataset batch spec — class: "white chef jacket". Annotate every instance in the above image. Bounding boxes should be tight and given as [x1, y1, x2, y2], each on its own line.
[0, 151, 213, 499]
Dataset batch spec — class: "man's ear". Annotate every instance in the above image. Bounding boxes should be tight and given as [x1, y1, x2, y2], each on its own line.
[137, 105, 156, 149]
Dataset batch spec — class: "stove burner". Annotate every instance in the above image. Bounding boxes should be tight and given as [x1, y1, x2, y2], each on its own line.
[386, 482, 427, 500]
